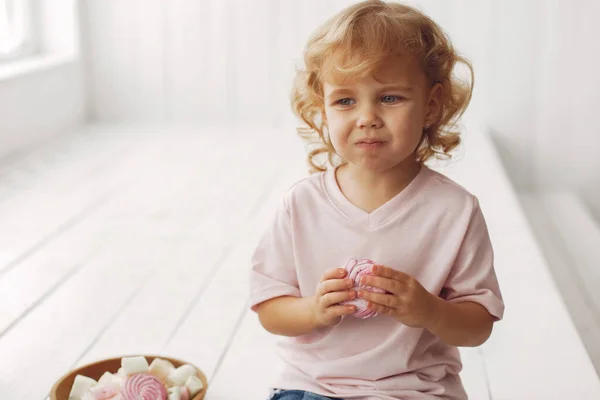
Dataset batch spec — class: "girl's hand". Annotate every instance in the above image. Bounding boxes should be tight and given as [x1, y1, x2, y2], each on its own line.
[357, 264, 441, 329]
[312, 268, 357, 328]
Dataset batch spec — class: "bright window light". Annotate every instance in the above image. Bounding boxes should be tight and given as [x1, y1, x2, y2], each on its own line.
[0, 0, 33, 61]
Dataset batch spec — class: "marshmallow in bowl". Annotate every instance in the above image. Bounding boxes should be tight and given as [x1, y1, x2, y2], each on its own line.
[98, 372, 113, 384]
[168, 386, 182, 400]
[184, 375, 204, 397]
[88, 382, 119, 399]
[121, 355, 149, 375]
[168, 386, 190, 400]
[93, 372, 125, 395]
[180, 386, 190, 400]
[111, 373, 126, 388]
[149, 358, 176, 383]
[68, 374, 97, 399]
[167, 364, 197, 386]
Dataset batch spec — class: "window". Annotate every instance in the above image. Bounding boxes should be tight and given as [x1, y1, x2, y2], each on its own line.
[0, 0, 34, 62]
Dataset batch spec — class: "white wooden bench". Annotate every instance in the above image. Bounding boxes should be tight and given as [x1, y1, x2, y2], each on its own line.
[520, 191, 600, 375]
[0, 124, 598, 400]
[436, 123, 600, 399]
[0, 126, 303, 399]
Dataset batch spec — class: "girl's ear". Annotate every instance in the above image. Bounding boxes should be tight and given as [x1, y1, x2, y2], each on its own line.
[425, 82, 443, 125]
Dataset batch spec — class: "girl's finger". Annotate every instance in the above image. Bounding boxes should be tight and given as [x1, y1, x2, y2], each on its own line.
[361, 275, 405, 294]
[372, 264, 411, 283]
[326, 304, 356, 318]
[366, 301, 394, 316]
[321, 267, 347, 283]
[318, 278, 352, 296]
[321, 290, 355, 308]
[358, 290, 398, 308]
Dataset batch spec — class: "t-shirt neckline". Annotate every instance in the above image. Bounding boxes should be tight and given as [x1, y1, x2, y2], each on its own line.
[323, 164, 430, 228]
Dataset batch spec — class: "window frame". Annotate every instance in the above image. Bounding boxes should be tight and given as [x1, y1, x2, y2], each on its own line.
[0, 0, 38, 63]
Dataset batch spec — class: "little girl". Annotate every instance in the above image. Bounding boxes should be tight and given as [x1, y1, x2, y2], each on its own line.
[249, 1, 504, 399]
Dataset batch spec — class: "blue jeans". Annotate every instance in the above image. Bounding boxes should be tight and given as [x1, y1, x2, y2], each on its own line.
[268, 389, 341, 400]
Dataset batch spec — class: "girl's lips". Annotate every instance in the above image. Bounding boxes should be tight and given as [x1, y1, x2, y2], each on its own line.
[356, 140, 385, 149]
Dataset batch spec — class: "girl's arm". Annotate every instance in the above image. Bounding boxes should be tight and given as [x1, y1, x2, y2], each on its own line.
[255, 296, 319, 337]
[255, 268, 357, 337]
[428, 298, 495, 347]
[359, 265, 497, 347]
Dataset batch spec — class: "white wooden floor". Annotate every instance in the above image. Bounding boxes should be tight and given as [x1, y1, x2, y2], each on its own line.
[0, 123, 599, 400]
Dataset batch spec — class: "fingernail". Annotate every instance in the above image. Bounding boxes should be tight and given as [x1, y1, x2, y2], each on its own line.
[358, 291, 364, 298]
[346, 278, 353, 286]
[339, 269, 345, 275]
[349, 291, 356, 299]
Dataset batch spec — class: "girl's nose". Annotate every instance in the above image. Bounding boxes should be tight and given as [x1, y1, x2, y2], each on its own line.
[356, 107, 383, 129]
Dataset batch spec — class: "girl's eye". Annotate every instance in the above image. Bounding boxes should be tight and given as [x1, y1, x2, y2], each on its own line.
[381, 95, 402, 104]
[336, 98, 355, 106]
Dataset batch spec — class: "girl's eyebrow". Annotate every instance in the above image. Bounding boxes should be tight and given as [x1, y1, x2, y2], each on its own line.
[326, 88, 353, 100]
[326, 84, 414, 100]
[377, 83, 414, 92]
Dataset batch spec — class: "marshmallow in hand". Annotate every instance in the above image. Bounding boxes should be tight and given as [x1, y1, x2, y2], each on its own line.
[340, 257, 387, 319]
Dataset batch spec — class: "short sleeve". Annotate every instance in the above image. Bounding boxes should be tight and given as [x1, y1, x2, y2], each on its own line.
[249, 195, 301, 312]
[441, 196, 505, 321]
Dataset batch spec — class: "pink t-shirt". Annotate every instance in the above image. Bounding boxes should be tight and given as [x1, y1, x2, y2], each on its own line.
[249, 165, 504, 400]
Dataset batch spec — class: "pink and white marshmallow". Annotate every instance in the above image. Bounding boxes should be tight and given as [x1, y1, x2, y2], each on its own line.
[341, 257, 388, 319]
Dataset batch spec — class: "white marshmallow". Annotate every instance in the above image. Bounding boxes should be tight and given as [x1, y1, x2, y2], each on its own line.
[111, 372, 126, 388]
[98, 372, 113, 384]
[168, 386, 182, 400]
[80, 393, 94, 400]
[121, 356, 149, 375]
[167, 364, 197, 386]
[89, 383, 119, 399]
[184, 375, 204, 397]
[149, 358, 176, 383]
[68, 374, 97, 400]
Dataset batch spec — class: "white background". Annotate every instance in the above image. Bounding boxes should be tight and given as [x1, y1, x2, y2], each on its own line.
[4, 0, 594, 213]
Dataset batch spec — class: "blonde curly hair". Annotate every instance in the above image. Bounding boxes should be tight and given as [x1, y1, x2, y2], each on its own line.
[291, 0, 474, 173]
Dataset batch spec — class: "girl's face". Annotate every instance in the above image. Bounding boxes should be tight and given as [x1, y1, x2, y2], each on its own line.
[322, 55, 441, 172]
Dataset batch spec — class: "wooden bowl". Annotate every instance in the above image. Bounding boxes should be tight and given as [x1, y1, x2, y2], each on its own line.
[49, 355, 208, 400]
